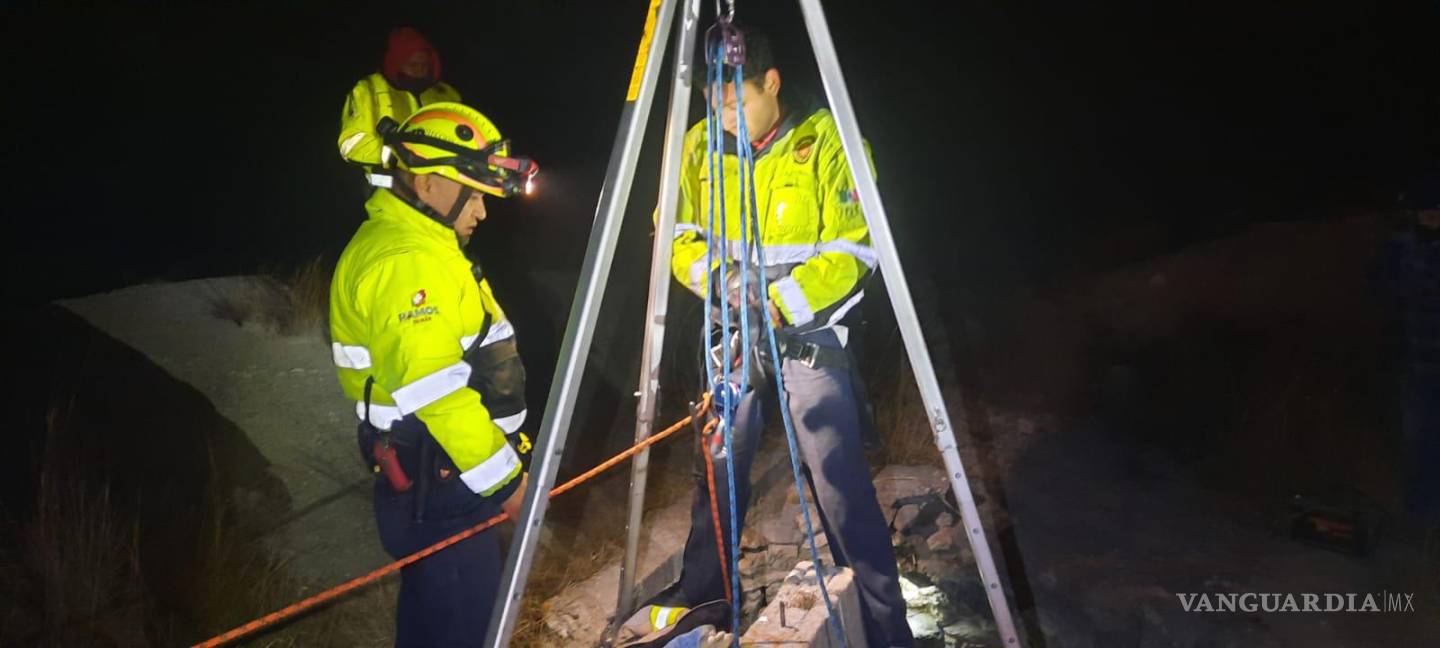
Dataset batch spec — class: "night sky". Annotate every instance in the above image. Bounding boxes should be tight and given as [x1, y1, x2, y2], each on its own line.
[2, 0, 1435, 306]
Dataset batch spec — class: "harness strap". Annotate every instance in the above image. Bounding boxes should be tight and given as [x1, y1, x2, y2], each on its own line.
[777, 336, 849, 370]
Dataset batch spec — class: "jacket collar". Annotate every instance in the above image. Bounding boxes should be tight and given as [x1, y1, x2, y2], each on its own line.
[717, 99, 821, 159]
[365, 188, 461, 249]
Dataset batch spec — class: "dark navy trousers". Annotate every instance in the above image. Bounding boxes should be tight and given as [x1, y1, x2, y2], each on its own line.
[669, 328, 914, 647]
[372, 417, 515, 648]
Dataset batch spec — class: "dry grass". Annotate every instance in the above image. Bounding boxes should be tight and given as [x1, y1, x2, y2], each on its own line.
[0, 401, 394, 647]
[186, 474, 396, 648]
[0, 404, 148, 646]
[866, 333, 948, 468]
[209, 255, 333, 338]
[511, 531, 623, 647]
[4, 483, 147, 645]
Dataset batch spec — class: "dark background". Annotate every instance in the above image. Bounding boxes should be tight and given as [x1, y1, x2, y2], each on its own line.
[0, 0, 1436, 382]
[0, 3, 1436, 642]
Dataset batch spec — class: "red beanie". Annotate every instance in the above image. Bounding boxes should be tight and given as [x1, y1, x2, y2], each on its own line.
[382, 27, 442, 85]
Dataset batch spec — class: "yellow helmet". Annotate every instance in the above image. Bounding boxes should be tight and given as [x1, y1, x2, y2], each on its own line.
[378, 102, 538, 198]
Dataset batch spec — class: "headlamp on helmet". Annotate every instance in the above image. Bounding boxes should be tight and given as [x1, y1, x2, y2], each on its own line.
[376, 103, 539, 199]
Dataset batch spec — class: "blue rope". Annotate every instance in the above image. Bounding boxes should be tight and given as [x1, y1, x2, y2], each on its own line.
[730, 64, 849, 648]
[700, 25, 846, 646]
[702, 38, 744, 638]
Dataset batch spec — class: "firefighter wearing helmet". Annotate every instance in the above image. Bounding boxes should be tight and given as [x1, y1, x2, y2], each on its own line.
[328, 101, 538, 645]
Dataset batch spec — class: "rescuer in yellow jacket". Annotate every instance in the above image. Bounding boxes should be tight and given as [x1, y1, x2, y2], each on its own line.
[329, 101, 538, 646]
[647, 26, 914, 648]
[338, 26, 462, 186]
[669, 106, 875, 330]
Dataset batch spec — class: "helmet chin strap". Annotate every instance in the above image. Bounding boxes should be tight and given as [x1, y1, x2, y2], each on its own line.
[390, 176, 474, 230]
[444, 185, 476, 225]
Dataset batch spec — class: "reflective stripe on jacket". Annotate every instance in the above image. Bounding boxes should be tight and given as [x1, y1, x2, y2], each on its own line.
[330, 189, 519, 496]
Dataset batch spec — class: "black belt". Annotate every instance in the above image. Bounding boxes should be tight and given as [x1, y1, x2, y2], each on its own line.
[777, 335, 849, 369]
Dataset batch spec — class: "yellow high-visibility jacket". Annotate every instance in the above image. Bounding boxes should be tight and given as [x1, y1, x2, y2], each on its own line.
[668, 107, 878, 329]
[329, 189, 520, 496]
[338, 72, 461, 168]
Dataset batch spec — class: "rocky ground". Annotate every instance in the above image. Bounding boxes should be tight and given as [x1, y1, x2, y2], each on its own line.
[20, 215, 1436, 647]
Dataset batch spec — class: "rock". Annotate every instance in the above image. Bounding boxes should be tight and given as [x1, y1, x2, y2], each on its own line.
[894, 504, 922, 533]
[741, 526, 767, 551]
[764, 544, 798, 585]
[907, 533, 935, 561]
[739, 551, 765, 580]
[759, 514, 803, 545]
[793, 511, 827, 550]
[927, 525, 962, 552]
[742, 587, 767, 620]
[914, 559, 969, 592]
[900, 576, 947, 610]
[874, 465, 950, 514]
[907, 611, 942, 640]
[936, 512, 956, 527]
[745, 564, 863, 647]
[901, 575, 954, 646]
[943, 617, 995, 645]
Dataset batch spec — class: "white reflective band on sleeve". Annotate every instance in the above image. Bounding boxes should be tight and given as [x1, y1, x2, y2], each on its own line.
[673, 223, 703, 239]
[332, 343, 373, 369]
[460, 332, 480, 351]
[688, 258, 709, 294]
[726, 240, 817, 265]
[390, 361, 472, 415]
[817, 240, 879, 268]
[460, 443, 521, 494]
[339, 132, 366, 157]
[493, 409, 527, 434]
[355, 401, 404, 431]
[773, 276, 815, 326]
[478, 320, 515, 348]
[366, 174, 393, 188]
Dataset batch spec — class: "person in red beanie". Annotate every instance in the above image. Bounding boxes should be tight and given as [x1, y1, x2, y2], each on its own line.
[338, 27, 463, 188]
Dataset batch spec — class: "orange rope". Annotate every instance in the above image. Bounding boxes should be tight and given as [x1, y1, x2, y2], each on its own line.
[698, 419, 731, 604]
[194, 395, 711, 648]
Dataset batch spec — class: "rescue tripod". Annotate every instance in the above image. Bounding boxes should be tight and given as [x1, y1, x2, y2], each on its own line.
[483, 0, 1023, 646]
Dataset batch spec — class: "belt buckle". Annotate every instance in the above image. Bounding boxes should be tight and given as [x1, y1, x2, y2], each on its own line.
[795, 342, 819, 368]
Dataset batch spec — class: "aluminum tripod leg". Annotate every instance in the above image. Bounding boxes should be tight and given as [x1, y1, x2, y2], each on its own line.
[485, 0, 679, 644]
[795, 0, 1023, 644]
[614, 0, 702, 627]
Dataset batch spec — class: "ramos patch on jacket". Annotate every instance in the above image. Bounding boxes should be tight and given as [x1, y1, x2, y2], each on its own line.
[792, 134, 817, 164]
[398, 288, 440, 323]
